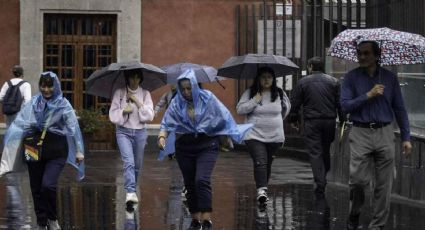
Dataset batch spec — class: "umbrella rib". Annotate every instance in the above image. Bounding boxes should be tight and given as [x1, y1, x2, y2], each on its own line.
[109, 71, 123, 97]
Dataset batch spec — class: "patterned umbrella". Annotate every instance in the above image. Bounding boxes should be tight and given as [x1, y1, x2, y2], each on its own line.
[328, 27, 425, 66]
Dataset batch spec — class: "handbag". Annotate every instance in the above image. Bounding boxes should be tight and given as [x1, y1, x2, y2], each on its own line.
[23, 112, 52, 162]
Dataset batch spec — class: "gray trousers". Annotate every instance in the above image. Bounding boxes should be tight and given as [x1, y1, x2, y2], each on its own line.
[348, 125, 395, 229]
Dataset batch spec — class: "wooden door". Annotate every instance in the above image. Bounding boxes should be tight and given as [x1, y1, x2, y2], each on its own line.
[44, 14, 117, 149]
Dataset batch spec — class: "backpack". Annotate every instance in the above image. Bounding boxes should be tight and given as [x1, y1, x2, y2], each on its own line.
[2, 80, 26, 115]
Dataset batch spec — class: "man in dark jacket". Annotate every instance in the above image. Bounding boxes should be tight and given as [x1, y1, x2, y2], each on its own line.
[289, 56, 343, 194]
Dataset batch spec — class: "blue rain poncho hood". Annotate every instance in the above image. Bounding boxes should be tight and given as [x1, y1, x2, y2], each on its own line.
[160, 69, 252, 142]
[0, 72, 85, 180]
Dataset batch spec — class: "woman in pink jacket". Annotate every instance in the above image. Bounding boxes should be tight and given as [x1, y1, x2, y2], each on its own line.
[109, 69, 154, 210]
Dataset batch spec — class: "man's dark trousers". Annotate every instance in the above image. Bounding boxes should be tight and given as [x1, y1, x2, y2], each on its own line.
[304, 119, 336, 191]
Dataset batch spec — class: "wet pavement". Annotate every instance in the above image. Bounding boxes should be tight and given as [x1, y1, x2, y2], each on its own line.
[0, 149, 425, 230]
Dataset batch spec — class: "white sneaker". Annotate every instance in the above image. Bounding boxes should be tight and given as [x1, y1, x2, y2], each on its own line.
[47, 219, 61, 230]
[257, 187, 268, 204]
[181, 187, 187, 201]
[126, 192, 139, 204]
[125, 192, 139, 212]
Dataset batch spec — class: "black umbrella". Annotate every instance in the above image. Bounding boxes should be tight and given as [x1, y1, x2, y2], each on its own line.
[85, 60, 166, 99]
[161, 62, 227, 88]
[217, 53, 299, 79]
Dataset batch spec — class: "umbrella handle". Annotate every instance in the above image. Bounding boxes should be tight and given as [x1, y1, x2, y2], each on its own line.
[215, 77, 226, 89]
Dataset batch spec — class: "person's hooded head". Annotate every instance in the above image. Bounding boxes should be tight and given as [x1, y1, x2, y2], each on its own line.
[38, 71, 62, 100]
[176, 69, 201, 104]
[33, 71, 67, 122]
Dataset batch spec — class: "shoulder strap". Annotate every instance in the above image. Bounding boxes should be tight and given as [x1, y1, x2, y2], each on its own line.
[37, 111, 53, 145]
[16, 80, 26, 87]
[6, 80, 12, 87]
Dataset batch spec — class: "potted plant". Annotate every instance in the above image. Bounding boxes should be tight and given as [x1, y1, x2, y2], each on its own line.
[77, 108, 104, 153]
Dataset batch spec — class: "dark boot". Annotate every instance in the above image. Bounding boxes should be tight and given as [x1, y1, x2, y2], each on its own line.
[187, 219, 202, 230]
[202, 220, 213, 230]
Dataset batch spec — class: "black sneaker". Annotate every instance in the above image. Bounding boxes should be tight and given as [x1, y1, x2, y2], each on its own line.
[346, 214, 359, 230]
[168, 153, 175, 160]
[202, 220, 213, 230]
[187, 219, 202, 230]
[314, 185, 325, 194]
[257, 202, 267, 212]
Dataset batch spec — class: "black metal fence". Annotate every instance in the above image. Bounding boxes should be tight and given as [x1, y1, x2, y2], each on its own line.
[235, 0, 365, 136]
[366, 0, 425, 36]
[235, 1, 366, 70]
[234, 2, 304, 100]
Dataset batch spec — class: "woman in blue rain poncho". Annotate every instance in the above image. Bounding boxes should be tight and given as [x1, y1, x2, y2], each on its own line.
[0, 72, 85, 229]
[157, 69, 252, 230]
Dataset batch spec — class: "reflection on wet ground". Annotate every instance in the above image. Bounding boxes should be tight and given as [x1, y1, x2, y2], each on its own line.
[0, 150, 424, 229]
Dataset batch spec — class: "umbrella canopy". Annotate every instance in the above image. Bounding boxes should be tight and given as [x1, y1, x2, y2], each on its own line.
[85, 60, 166, 99]
[217, 53, 299, 79]
[328, 27, 425, 66]
[161, 62, 225, 84]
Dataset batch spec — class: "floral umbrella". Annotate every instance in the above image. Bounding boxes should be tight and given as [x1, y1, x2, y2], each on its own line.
[328, 27, 425, 66]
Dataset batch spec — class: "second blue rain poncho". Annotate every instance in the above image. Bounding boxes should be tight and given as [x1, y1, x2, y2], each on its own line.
[0, 72, 85, 180]
[159, 69, 252, 159]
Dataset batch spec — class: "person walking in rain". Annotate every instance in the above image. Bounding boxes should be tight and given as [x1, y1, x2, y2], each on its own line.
[236, 66, 290, 206]
[157, 69, 251, 230]
[0, 66, 32, 228]
[341, 40, 412, 230]
[0, 72, 85, 229]
[109, 69, 154, 210]
[289, 57, 343, 195]
[0, 65, 31, 127]
[154, 85, 177, 160]
[154, 85, 177, 117]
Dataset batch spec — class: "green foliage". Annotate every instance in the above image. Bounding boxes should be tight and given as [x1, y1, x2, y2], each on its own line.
[77, 108, 104, 134]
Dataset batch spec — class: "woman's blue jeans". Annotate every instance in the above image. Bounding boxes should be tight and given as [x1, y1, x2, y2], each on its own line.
[116, 126, 148, 193]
